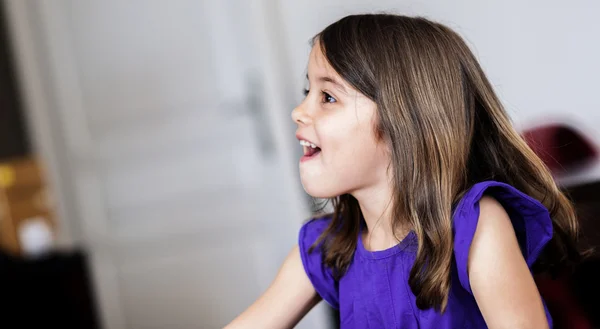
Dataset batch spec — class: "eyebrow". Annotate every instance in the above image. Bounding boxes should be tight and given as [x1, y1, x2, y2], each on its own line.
[306, 74, 348, 94]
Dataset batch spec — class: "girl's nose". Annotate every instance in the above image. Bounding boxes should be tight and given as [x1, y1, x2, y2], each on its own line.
[292, 103, 311, 126]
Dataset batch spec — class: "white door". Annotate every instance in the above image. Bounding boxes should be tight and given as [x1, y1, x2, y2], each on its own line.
[5, 1, 329, 328]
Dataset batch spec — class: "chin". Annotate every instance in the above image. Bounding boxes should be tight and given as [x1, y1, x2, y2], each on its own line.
[300, 177, 341, 199]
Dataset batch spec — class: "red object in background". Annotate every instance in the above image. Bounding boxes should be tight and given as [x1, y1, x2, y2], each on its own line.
[522, 124, 598, 174]
[523, 123, 598, 329]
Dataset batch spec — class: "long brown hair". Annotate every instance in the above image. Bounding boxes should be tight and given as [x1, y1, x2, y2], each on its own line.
[310, 14, 582, 311]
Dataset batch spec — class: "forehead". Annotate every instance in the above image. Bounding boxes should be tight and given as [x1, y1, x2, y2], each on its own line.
[308, 42, 338, 78]
[307, 43, 357, 94]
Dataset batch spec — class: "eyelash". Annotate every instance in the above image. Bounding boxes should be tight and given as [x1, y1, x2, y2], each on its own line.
[303, 89, 337, 104]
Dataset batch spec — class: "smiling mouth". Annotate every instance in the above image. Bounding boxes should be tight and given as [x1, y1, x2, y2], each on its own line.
[300, 140, 322, 158]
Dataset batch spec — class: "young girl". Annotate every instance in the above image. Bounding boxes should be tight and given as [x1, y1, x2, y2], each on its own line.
[226, 13, 581, 329]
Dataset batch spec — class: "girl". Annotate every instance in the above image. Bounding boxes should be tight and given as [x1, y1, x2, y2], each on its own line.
[226, 14, 582, 329]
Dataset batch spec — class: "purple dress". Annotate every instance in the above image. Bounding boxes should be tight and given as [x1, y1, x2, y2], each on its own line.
[299, 181, 553, 328]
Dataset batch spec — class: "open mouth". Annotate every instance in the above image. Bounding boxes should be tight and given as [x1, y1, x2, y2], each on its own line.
[300, 140, 321, 158]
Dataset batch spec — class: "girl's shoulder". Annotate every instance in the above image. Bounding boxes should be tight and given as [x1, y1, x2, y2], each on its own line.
[454, 180, 551, 217]
[452, 180, 553, 240]
[299, 215, 333, 245]
[298, 214, 339, 309]
[452, 180, 554, 293]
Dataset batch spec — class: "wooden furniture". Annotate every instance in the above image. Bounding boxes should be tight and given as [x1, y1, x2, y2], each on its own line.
[0, 156, 55, 255]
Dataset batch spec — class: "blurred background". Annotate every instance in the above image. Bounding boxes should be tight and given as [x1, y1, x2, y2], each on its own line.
[0, 1, 599, 328]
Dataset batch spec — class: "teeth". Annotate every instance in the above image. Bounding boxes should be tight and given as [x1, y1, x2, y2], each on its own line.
[299, 140, 319, 149]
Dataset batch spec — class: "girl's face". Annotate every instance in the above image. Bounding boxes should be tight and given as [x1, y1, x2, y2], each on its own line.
[292, 43, 391, 198]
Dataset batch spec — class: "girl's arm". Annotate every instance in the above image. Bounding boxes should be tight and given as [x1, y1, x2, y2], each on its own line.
[224, 245, 321, 329]
[468, 196, 550, 329]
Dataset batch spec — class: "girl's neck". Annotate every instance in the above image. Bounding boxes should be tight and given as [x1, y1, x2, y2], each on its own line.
[353, 183, 409, 252]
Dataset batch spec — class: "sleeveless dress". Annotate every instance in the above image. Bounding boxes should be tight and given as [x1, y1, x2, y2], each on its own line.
[299, 181, 553, 328]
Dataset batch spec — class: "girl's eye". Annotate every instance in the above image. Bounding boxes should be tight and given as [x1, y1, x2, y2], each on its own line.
[322, 91, 336, 104]
[302, 89, 337, 104]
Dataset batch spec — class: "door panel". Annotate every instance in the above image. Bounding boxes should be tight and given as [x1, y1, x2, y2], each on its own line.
[9, 0, 328, 328]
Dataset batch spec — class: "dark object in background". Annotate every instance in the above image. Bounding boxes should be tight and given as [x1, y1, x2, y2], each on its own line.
[328, 305, 340, 328]
[565, 181, 600, 253]
[0, 3, 31, 161]
[571, 257, 600, 326]
[523, 123, 600, 328]
[522, 124, 597, 174]
[564, 181, 600, 326]
[0, 250, 101, 329]
[536, 269, 592, 329]
[569, 257, 600, 329]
